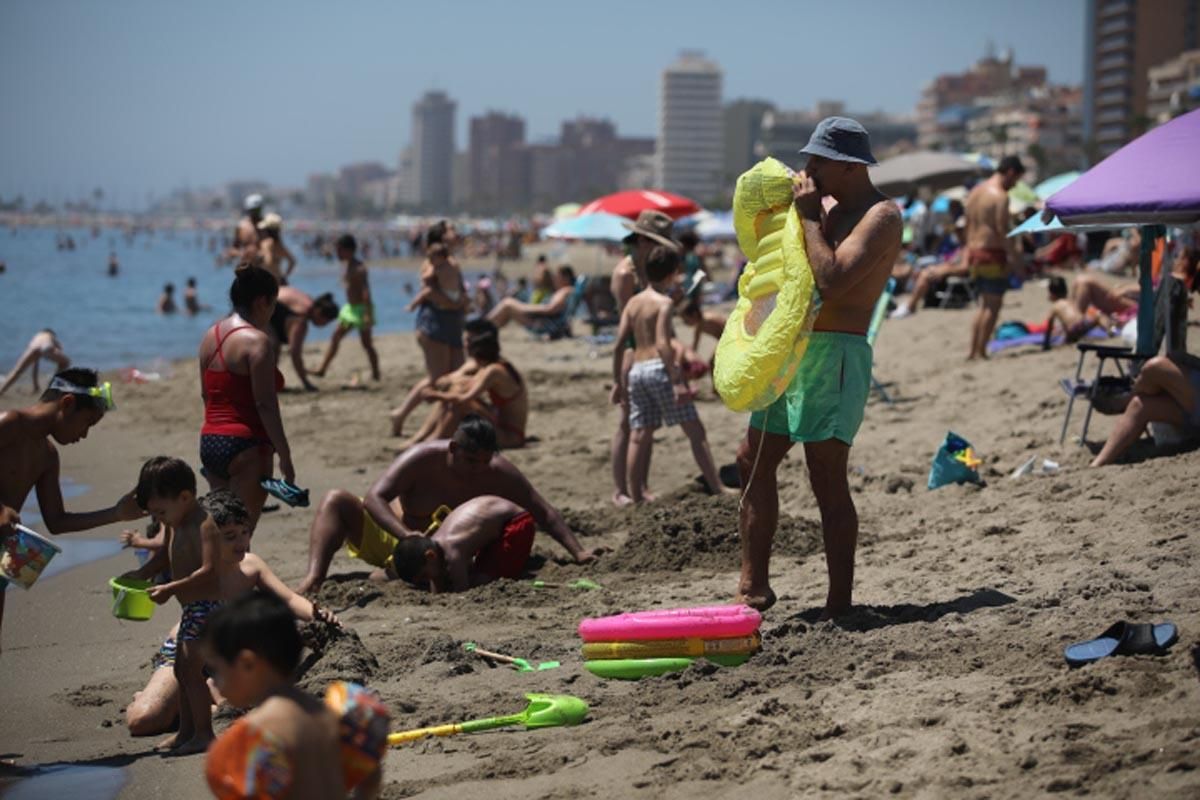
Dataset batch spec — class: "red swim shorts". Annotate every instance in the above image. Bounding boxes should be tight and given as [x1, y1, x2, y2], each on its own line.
[474, 512, 535, 580]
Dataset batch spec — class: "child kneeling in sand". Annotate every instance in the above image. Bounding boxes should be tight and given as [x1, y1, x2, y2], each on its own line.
[120, 456, 221, 754]
[203, 593, 389, 799]
[388, 495, 536, 592]
[205, 489, 339, 625]
[611, 247, 726, 503]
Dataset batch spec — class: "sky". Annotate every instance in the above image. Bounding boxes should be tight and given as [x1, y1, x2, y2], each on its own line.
[0, 0, 1085, 209]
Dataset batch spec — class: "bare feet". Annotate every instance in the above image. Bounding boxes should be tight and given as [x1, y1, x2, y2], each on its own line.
[294, 576, 319, 596]
[734, 584, 777, 612]
[389, 410, 405, 437]
[611, 492, 633, 508]
[154, 732, 183, 752]
[167, 735, 214, 756]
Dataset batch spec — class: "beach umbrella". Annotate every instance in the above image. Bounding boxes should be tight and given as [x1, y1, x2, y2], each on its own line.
[1046, 108, 1200, 353]
[541, 212, 630, 242]
[870, 151, 986, 196]
[553, 202, 581, 220]
[1034, 171, 1080, 200]
[1008, 181, 1041, 215]
[577, 189, 701, 220]
[695, 211, 735, 240]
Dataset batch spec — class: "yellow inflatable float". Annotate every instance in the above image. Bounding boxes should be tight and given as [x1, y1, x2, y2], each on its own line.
[713, 158, 821, 412]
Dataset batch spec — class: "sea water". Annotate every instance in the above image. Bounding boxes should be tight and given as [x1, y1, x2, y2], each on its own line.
[0, 225, 436, 371]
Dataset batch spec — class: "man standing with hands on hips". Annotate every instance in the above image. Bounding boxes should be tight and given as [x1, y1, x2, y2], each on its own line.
[735, 118, 901, 619]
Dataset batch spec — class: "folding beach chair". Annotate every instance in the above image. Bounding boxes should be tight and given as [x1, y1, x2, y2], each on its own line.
[867, 278, 896, 404]
[1058, 271, 1188, 445]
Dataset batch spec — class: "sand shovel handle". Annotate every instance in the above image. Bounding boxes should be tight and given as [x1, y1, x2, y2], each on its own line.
[387, 723, 463, 746]
[469, 646, 523, 665]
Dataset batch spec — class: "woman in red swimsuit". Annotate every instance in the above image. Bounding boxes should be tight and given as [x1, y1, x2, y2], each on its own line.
[198, 265, 294, 527]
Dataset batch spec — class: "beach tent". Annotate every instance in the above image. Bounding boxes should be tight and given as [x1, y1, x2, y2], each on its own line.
[695, 211, 735, 241]
[577, 189, 700, 220]
[1008, 181, 1041, 215]
[870, 151, 986, 196]
[540, 212, 630, 242]
[553, 203, 581, 220]
[1046, 108, 1200, 353]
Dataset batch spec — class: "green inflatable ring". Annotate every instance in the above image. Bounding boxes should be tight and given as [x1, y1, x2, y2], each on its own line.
[584, 653, 751, 680]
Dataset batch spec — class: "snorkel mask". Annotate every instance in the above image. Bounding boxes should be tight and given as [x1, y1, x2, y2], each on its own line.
[47, 376, 115, 411]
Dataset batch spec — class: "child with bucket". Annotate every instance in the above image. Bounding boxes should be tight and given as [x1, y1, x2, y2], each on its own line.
[118, 456, 221, 754]
[202, 593, 389, 799]
[0, 367, 143, 654]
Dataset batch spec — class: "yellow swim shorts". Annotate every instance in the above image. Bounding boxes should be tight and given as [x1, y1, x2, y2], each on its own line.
[345, 502, 453, 569]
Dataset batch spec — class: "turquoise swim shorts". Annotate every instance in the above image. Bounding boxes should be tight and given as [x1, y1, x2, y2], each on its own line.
[749, 331, 872, 446]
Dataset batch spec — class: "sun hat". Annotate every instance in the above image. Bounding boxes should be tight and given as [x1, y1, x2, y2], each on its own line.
[257, 212, 283, 232]
[621, 210, 680, 251]
[243, 193, 264, 211]
[799, 117, 877, 165]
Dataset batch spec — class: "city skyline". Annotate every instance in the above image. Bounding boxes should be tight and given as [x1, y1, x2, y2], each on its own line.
[1, 0, 1087, 208]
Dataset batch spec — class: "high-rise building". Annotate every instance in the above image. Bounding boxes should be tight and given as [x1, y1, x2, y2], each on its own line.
[468, 112, 527, 214]
[523, 118, 654, 211]
[1147, 49, 1200, 124]
[1083, 0, 1199, 159]
[723, 99, 775, 189]
[656, 52, 723, 204]
[410, 90, 456, 211]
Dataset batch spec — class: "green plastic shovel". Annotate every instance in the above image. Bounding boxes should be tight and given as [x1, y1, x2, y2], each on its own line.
[530, 578, 601, 591]
[387, 693, 588, 746]
[463, 642, 560, 672]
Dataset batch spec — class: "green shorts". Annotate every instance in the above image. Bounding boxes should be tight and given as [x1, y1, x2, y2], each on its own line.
[338, 302, 374, 330]
[749, 331, 872, 446]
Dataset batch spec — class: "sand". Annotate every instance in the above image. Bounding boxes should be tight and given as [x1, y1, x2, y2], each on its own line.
[2, 273, 1198, 799]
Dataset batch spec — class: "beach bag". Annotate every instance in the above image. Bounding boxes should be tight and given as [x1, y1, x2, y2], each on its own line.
[928, 431, 984, 490]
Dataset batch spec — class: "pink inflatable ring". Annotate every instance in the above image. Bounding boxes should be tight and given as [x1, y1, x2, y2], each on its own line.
[578, 604, 762, 643]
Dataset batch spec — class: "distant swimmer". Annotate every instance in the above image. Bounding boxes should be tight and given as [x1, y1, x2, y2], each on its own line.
[256, 213, 297, 286]
[0, 329, 71, 397]
[222, 194, 264, 265]
[158, 283, 177, 314]
[183, 277, 209, 316]
[107, 251, 120, 277]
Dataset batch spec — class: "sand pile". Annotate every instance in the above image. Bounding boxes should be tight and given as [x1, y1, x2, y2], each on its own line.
[296, 621, 379, 694]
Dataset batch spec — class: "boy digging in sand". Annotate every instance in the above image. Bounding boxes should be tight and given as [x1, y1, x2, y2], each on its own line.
[205, 489, 338, 625]
[611, 246, 726, 504]
[120, 456, 221, 754]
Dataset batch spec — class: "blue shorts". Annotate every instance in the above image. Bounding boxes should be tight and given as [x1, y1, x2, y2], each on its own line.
[975, 277, 1009, 295]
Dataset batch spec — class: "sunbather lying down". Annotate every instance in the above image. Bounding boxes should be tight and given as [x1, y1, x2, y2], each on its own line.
[1044, 275, 1135, 346]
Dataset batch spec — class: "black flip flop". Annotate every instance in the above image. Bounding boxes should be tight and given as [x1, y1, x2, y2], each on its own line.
[1064, 621, 1179, 668]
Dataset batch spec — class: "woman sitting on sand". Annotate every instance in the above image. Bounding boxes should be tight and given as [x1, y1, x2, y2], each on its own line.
[198, 265, 294, 527]
[394, 319, 528, 450]
[487, 264, 576, 339]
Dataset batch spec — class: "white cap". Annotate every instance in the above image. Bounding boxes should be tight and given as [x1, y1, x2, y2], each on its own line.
[243, 193, 264, 211]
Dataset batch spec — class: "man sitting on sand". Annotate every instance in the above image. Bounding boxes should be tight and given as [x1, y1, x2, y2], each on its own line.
[0, 368, 142, 652]
[387, 495, 536, 592]
[1043, 275, 1130, 347]
[294, 416, 597, 594]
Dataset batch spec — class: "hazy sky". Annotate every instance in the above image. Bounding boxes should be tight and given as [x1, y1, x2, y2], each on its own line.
[1, 0, 1084, 208]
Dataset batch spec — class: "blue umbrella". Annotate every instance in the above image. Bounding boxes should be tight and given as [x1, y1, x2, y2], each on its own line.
[1034, 171, 1081, 200]
[541, 212, 630, 242]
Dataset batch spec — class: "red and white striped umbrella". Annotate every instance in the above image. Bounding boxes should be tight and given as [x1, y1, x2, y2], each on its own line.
[577, 189, 701, 220]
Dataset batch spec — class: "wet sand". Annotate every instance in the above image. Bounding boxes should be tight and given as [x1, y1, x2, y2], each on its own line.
[2, 278, 1198, 798]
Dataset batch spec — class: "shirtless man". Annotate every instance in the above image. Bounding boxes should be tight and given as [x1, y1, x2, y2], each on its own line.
[222, 194, 264, 265]
[257, 213, 297, 286]
[388, 495, 538, 592]
[313, 234, 381, 381]
[964, 156, 1025, 360]
[609, 211, 679, 507]
[735, 117, 902, 617]
[0, 368, 143, 651]
[294, 416, 597, 594]
[0, 329, 70, 397]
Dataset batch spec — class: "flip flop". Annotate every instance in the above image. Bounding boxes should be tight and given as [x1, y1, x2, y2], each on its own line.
[259, 478, 310, 508]
[1064, 621, 1179, 667]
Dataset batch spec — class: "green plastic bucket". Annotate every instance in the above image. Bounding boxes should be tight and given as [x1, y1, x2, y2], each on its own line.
[109, 577, 156, 621]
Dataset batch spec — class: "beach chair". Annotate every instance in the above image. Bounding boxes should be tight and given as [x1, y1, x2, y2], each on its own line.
[935, 276, 975, 308]
[569, 275, 619, 337]
[1058, 272, 1188, 445]
[867, 278, 896, 404]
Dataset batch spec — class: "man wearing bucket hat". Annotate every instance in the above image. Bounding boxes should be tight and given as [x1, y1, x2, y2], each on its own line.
[0, 368, 143, 652]
[609, 210, 680, 506]
[735, 117, 902, 618]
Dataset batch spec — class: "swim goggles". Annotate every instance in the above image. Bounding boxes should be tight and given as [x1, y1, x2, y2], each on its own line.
[47, 376, 115, 410]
